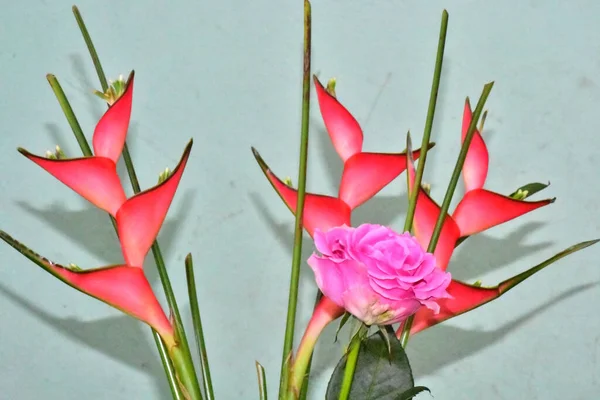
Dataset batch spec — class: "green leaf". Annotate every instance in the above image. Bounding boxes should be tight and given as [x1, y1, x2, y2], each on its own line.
[335, 312, 352, 342]
[255, 361, 268, 400]
[509, 182, 550, 200]
[326, 331, 415, 399]
[398, 386, 431, 400]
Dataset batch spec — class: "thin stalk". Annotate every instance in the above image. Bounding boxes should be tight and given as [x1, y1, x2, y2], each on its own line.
[72, 6, 108, 90]
[398, 9, 448, 346]
[399, 82, 494, 347]
[338, 325, 368, 400]
[45, 73, 182, 398]
[256, 362, 268, 400]
[70, 7, 201, 397]
[185, 254, 215, 400]
[403, 10, 448, 233]
[278, 1, 312, 398]
[428, 85, 493, 250]
[46, 75, 92, 156]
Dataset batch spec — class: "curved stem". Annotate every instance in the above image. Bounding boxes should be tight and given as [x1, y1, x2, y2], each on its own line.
[287, 296, 341, 399]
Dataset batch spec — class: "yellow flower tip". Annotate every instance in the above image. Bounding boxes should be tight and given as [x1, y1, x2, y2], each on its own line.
[511, 189, 529, 201]
[283, 176, 293, 187]
[158, 168, 172, 184]
[326, 77, 337, 97]
[422, 182, 432, 195]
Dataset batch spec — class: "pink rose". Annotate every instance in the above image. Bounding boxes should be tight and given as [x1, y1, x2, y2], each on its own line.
[307, 223, 452, 325]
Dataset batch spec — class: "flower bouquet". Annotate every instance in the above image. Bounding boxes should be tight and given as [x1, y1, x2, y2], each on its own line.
[1, 4, 597, 399]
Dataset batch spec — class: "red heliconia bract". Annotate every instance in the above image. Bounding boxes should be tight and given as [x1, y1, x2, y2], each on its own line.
[254, 77, 432, 328]
[8, 72, 194, 343]
[397, 98, 558, 337]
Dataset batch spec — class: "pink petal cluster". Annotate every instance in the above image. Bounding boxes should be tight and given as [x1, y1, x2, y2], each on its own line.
[308, 223, 451, 325]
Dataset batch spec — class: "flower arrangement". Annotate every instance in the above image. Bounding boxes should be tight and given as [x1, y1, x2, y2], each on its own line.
[1, 4, 597, 399]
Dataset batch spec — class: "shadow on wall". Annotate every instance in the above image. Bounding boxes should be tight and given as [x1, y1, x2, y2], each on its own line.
[15, 188, 197, 285]
[0, 282, 172, 399]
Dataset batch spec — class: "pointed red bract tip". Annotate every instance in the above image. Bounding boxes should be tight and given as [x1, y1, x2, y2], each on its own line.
[412, 191, 460, 271]
[53, 264, 174, 338]
[462, 99, 488, 192]
[406, 279, 498, 335]
[453, 188, 554, 237]
[19, 150, 126, 216]
[264, 169, 351, 237]
[93, 73, 135, 163]
[313, 76, 363, 162]
[339, 151, 415, 210]
[117, 140, 193, 267]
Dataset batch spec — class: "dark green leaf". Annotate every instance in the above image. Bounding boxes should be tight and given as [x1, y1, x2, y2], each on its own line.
[326, 331, 415, 400]
[397, 386, 431, 400]
[509, 182, 550, 200]
[335, 312, 352, 342]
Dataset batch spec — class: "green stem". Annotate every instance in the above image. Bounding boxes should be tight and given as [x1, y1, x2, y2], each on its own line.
[45, 73, 182, 397]
[338, 325, 369, 400]
[400, 82, 495, 348]
[256, 362, 268, 400]
[278, 1, 312, 398]
[154, 334, 185, 400]
[46, 75, 92, 156]
[398, 9, 449, 347]
[403, 10, 448, 233]
[151, 244, 203, 399]
[185, 254, 215, 400]
[72, 6, 108, 91]
[70, 7, 201, 398]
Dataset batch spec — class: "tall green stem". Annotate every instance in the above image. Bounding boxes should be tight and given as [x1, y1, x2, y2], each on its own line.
[278, 1, 312, 398]
[70, 6, 201, 398]
[398, 9, 448, 346]
[185, 254, 215, 400]
[399, 82, 495, 347]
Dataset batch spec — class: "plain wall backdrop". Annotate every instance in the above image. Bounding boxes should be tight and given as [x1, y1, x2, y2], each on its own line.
[1, 1, 599, 399]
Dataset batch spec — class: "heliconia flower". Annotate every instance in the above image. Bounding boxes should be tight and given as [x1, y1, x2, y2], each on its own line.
[407, 99, 555, 271]
[395, 100, 574, 338]
[307, 224, 451, 326]
[18, 71, 193, 268]
[313, 76, 430, 210]
[253, 77, 431, 237]
[0, 230, 176, 346]
[19, 72, 136, 216]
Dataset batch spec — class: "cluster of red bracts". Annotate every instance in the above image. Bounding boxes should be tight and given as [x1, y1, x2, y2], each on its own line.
[13, 73, 192, 345]
[253, 76, 554, 336]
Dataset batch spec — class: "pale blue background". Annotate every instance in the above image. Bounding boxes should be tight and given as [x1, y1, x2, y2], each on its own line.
[1, 1, 599, 399]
